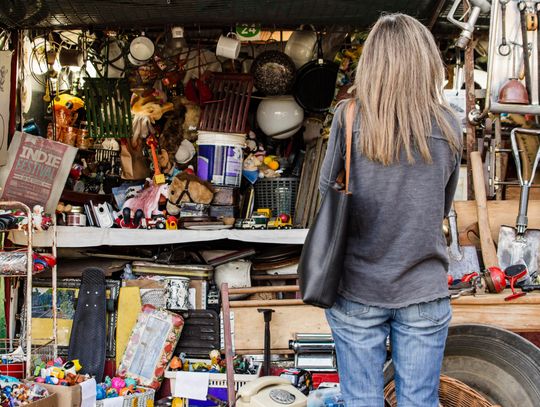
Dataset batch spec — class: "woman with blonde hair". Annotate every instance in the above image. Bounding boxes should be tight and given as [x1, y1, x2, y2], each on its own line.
[319, 13, 462, 407]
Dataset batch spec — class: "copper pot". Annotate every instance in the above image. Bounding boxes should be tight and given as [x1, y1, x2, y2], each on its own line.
[499, 42, 530, 105]
[498, 78, 530, 104]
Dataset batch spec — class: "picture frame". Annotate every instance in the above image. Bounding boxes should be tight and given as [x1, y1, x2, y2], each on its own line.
[117, 304, 183, 389]
[29, 278, 120, 358]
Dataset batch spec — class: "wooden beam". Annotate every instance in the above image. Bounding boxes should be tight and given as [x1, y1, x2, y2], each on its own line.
[465, 41, 478, 200]
[231, 292, 540, 352]
[454, 200, 540, 244]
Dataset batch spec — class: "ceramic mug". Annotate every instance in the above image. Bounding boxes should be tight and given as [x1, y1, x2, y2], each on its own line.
[216, 32, 241, 60]
[129, 36, 155, 65]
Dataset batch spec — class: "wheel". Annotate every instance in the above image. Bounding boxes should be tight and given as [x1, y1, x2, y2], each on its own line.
[384, 325, 540, 407]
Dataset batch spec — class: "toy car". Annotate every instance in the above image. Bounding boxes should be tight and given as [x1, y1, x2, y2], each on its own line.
[235, 214, 268, 229]
[146, 215, 166, 230]
[267, 213, 293, 229]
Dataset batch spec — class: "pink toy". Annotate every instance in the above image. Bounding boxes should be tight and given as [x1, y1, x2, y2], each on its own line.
[122, 180, 168, 219]
[111, 377, 125, 391]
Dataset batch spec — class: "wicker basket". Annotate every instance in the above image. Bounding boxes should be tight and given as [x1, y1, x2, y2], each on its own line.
[384, 375, 495, 407]
[254, 177, 300, 217]
[96, 387, 155, 407]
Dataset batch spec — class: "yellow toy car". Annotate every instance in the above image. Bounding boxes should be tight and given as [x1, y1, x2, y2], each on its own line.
[267, 213, 293, 229]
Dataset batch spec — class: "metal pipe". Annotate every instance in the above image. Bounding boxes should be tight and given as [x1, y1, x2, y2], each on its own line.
[469, 1, 499, 124]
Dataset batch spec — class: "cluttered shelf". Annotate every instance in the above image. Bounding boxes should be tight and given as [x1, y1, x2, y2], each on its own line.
[9, 226, 309, 247]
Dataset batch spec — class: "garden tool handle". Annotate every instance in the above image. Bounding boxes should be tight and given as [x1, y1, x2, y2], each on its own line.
[471, 152, 499, 268]
[518, 1, 533, 96]
[510, 128, 540, 234]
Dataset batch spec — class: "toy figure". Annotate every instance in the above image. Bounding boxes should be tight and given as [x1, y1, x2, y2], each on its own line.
[31, 205, 44, 231]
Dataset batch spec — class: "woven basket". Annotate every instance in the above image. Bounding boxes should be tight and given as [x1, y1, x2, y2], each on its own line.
[384, 375, 495, 407]
[96, 387, 155, 407]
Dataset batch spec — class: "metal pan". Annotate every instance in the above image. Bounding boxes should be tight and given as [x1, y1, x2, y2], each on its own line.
[498, 128, 540, 279]
[293, 33, 339, 113]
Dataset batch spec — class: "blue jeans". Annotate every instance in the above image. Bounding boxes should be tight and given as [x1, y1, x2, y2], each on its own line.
[326, 295, 451, 407]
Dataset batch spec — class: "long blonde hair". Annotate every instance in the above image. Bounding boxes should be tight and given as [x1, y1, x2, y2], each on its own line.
[354, 13, 461, 165]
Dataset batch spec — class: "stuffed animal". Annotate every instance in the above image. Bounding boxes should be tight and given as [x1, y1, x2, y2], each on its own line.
[166, 172, 214, 216]
[131, 94, 174, 140]
[182, 98, 201, 142]
[160, 95, 186, 173]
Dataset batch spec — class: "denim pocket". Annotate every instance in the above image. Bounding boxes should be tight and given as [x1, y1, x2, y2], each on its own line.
[333, 295, 370, 316]
[418, 298, 451, 324]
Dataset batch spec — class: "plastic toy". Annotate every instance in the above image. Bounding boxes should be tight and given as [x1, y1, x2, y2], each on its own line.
[166, 216, 178, 230]
[235, 214, 268, 229]
[96, 376, 143, 400]
[111, 377, 125, 391]
[1, 381, 50, 406]
[34, 358, 85, 387]
[124, 378, 137, 388]
[267, 213, 293, 229]
[147, 135, 166, 185]
[96, 385, 106, 400]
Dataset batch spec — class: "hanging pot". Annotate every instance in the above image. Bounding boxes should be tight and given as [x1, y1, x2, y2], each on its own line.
[285, 25, 317, 69]
[293, 33, 339, 113]
[250, 50, 296, 96]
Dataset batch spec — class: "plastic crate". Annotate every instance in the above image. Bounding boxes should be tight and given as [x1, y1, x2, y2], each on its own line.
[95, 387, 155, 407]
[254, 177, 300, 217]
[165, 359, 261, 393]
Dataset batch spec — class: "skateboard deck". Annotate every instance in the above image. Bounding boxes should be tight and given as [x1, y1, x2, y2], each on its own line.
[68, 268, 107, 382]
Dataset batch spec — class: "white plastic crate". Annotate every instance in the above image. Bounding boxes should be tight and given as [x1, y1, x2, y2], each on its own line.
[165, 359, 261, 392]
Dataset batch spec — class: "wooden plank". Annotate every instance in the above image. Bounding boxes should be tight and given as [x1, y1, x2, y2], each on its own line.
[231, 299, 304, 308]
[231, 292, 540, 352]
[452, 291, 540, 305]
[232, 305, 328, 352]
[465, 39, 476, 200]
[230, 286, 299, 295]
[454, 200, 540, 243]
[451, 304, 540, 332]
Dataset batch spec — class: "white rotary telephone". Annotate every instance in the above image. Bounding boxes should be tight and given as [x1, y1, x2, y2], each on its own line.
[236, 376, 308, 407]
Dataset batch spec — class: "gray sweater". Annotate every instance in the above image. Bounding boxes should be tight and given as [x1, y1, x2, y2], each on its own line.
[319, 103, 462, 308]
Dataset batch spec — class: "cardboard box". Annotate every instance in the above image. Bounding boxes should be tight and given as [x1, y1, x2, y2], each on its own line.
[28, 393, 58, 407]
[189, 279, 207, 310]
[38, 383, 81, 407]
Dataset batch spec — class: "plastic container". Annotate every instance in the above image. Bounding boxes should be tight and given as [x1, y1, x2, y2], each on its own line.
[95, 387, 155, 407]
[197, 132, 246, 187]
[254, 177, 300, 216]
[165, 359, 261, 406]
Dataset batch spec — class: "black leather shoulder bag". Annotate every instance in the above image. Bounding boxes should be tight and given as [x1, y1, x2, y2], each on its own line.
[298, 101, 355, 308]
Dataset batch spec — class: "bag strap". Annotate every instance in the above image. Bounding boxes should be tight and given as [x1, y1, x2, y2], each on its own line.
[345, 101, 355, 194]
